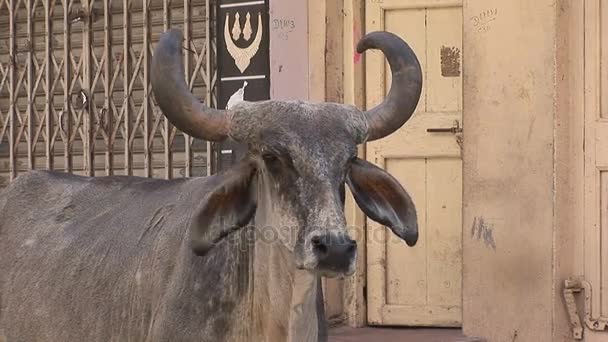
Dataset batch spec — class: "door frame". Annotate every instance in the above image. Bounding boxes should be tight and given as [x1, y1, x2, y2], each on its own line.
[341, 0, 368, 328]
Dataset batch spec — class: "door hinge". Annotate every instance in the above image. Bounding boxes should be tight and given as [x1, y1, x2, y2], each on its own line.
[564, 277, 608, 339]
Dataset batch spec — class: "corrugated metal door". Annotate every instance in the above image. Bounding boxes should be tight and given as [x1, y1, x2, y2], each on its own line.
[0, 0, 217, 186]
[365, 0, 463, 327]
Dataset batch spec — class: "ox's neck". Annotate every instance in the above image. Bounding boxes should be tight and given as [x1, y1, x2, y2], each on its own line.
[248, 175, 326, 342]
[250, 235, 323, 342]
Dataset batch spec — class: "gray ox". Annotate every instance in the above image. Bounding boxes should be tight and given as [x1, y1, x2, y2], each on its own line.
[0, 29, 422, 342]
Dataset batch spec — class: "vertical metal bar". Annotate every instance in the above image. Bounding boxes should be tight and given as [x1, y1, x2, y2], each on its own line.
[63, 0, 72, 172]
[45, 0, 53, 170]
[104, 0, 112, 175]
[8, 0, 16, 179]
[163, 0, 172, 179]
[26, 0, 34, 170]
[123, 0, 132, 174]
[205, 0, 211, 176]
[142, 0, 151, 177]
[183, 0, 191, 177]
[82, 0, 94, 176]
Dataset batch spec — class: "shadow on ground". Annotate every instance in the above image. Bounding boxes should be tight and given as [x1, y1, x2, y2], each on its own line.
[329, 326, 483, 342]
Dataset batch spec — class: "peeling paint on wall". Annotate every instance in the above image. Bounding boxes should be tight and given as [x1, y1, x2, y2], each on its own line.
[440, 46, 461, 77]
[353, 23, 362, 64]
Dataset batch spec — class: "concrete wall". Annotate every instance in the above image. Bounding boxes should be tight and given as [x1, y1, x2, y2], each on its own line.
[462, 2, 603, 341]
[462, 0, 558, 340]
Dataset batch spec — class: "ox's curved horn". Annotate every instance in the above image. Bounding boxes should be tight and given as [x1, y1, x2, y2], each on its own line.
[152, 29, 230, 141]
[357, 31, 422, 141]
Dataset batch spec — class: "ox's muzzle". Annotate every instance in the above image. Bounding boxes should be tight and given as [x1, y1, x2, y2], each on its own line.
[312, 233, 356, 272]
[300, 232, 357, 277]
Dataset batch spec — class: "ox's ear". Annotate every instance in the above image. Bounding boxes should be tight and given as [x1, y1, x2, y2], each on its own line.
[346, 158, 418, 246]
[190, 160, 257, 256]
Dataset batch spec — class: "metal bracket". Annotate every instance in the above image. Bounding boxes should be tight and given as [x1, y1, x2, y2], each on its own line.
[564, 277, 608, 340]
[564, 279, 584, 339]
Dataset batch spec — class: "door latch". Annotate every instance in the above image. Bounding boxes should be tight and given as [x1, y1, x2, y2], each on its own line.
[427, 120, 463, 134]
[563, 277, 608, 339]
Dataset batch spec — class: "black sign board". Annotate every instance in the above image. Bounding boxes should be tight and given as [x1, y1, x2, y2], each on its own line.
[215, 0, 270, 171]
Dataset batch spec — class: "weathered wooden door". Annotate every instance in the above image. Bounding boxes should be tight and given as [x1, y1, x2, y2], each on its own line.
[583, 0, 608, 337]
[365, 0, 463, 327]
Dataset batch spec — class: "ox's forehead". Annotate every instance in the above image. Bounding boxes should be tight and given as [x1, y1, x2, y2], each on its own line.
[228, 100, 368, 145]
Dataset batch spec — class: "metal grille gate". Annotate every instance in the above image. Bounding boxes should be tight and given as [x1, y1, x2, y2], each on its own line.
[0, 0, 217, 187]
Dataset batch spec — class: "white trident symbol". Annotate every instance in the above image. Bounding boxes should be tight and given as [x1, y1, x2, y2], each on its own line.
[225, 11, 263, 73]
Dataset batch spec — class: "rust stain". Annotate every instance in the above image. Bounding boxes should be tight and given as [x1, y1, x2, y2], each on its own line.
[440, 46, 461, 77]
[353, 23, 362, 64]
[354, 51, 361, 64]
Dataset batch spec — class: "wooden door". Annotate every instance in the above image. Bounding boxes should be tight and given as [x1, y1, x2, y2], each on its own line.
[583, 0, 608, 332]
[365, 0, 463, 327]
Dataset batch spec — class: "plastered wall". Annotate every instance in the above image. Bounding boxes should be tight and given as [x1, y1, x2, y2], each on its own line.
[462, 0, 558, 341]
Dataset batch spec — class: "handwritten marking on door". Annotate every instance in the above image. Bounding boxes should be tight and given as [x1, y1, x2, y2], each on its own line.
[470, 8, 498, 34]
[471, 216, 497, 251]
[272, 18, 296, 41]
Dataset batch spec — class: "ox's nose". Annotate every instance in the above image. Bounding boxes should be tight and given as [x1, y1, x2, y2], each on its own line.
[311, 233, 357, 272]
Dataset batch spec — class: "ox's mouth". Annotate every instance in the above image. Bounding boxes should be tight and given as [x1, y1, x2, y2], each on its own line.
[316, 267, 356, 279]
[296, 264, 357, 279]
[295, 252, 357, 279]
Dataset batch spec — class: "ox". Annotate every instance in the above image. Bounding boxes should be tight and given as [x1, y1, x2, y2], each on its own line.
[0, 28, 422, 342]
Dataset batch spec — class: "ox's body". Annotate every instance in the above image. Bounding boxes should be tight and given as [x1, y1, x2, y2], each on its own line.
[0, 28, 423, 342]
[0, 170, 325, 342]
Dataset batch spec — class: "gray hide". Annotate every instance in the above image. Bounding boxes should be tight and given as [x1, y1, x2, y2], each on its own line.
[0, 28, 423, 342]
[0, 171, 249, 341]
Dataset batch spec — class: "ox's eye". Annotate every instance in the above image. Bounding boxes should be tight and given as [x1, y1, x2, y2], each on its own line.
[262, 153, 281, 167]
